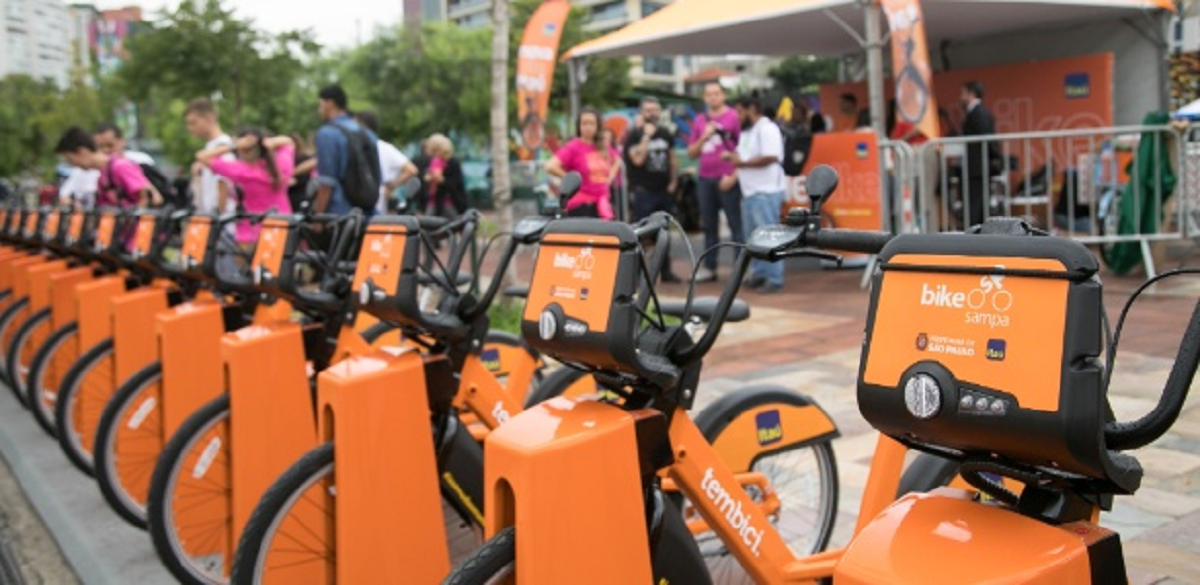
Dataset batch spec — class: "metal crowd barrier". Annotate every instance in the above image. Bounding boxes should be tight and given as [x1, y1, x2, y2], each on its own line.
[909, 124, 1193, 277]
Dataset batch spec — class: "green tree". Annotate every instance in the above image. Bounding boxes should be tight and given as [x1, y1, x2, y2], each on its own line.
[117, 0, 319, 163]
[345, 24, 492, 144]
[0, 71, 109, 178]
[769, 56, 839, 94]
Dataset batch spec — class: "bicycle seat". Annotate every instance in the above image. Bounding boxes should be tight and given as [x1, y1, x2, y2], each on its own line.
[503, 285, 529, 299]
[659, 297, 749, 324]
[418, 273, 472, 288]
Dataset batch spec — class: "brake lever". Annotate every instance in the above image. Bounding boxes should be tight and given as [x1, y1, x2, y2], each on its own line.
[779, 247, 843, 266]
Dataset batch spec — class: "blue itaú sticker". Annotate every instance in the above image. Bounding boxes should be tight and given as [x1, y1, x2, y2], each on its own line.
[481, 348, 502, 372]
[755, 410, 783, 446]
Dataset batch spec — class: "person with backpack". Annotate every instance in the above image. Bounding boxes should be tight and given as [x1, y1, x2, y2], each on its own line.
[55, 126, 160, 209]
[313, 84, 382, 216]
[94, 122, 182, 208]
[195, 129, 294, 248]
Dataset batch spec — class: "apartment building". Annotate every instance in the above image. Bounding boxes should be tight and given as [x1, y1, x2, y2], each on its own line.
[419, 0, 686, 91]
[0, 0, 72, 87]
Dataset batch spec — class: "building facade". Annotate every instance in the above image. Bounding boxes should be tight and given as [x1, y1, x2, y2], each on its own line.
[1, 0, 72, 86]
[421, 0, 687, 90]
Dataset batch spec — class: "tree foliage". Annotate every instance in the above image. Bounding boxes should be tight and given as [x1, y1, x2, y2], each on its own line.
[117, 0, 319, 158]
[0, 71, 111, 178]
[769, 56, 840, 95]
[346, 24, 492, 145]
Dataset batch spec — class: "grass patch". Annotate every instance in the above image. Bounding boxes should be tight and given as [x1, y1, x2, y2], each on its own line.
[488, 299, 525, 335]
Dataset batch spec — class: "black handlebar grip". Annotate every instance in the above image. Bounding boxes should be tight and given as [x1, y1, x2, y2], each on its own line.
[1106, 298, 1200, 451]
[812, 230, 893, 255]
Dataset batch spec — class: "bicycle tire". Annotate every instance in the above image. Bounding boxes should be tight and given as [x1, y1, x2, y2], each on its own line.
[54, 338, 115, 476]
[442, 526, 515, 585]
[231, 442, 334, 585]
[896, 452, 961, 498]
[233, 441, 483, 584]
[147, 393, 231, 585]
[687, 440, 838, 585]
[94, 361, 163, 528]
[689, 386, 840, 584]
[0, 296, 30, 401]
[482, 330, 544, 407]
[25, 321, 78, 436]
[519, 366, 599, 409]
[5, 306, 49, 399]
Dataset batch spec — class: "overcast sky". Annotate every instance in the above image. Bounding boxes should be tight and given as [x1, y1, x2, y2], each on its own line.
[96, 0, 404, 49]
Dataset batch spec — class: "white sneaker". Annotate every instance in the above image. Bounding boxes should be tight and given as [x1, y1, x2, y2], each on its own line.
[693, 267, 717, 282]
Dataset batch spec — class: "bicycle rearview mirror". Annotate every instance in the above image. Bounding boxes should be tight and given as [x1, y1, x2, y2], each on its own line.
[400, 177, 421, 199]
[807, 165, 839, 212]
[560, 172, 583, 200]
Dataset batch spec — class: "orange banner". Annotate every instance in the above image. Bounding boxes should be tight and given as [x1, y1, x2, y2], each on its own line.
[881, 0, 939, 140]
[515, 0, 570, 152]
[787, 132, 884, 244]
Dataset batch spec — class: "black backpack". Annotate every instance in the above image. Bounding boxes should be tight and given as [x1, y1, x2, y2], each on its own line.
[325, 122, 381, 211]
[780, 124, 814, 177]
[104, 158, 180, 208]
[140, 163, 185, 208]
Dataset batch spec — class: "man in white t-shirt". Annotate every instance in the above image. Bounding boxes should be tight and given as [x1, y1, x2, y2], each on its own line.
[59, 166, 100, 208]
[723, 96, 787, 293]
[357, 112, 418, 214]
[185, 98, 236, 214]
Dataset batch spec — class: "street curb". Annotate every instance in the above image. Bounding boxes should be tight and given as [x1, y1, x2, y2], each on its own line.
[0, 385, 173, 585]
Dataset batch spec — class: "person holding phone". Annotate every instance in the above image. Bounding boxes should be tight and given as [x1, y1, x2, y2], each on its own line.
[686, 82, 743, 282]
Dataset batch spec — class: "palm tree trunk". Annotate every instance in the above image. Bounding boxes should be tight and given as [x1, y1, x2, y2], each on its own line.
[490, 0, 514, 286]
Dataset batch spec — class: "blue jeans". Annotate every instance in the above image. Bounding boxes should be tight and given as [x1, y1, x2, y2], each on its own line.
[742, 191, 786, 286]
[696, 178, 744, 270]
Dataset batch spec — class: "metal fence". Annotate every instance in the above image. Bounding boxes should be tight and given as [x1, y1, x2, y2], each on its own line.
[902, 124, 1199, 276]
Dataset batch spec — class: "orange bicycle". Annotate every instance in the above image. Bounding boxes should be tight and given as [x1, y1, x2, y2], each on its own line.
[445, 166, 952, 584]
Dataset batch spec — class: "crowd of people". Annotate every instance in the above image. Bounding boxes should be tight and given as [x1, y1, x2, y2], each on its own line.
[38, 78, 1001, 295]
[49, 84, 468, 240]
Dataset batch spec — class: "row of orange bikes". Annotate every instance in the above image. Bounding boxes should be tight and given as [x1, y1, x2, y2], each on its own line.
[0, 166, 1196, 584]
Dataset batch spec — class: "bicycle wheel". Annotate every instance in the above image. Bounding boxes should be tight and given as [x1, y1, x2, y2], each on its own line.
[147, 394, 231, 585]
[5, 307, 49, 401]
[94, 361, 164, 528]
[0, 297, 30, 402]
[519, 366, 601, 409]
[442, 526, 515, 585]
[482, 330, 544, 407]
[232, 442, 482, 584]
[25, 322, 77, 436]
[686, 441, 837, 584]
[689, 388, 839, 585]
[54, 338, 115, 476]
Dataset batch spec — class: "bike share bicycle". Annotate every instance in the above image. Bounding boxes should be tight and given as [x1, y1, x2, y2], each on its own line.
[445, 166, 958, 584]
[91, 206, 303, 527]
[228, 173, 655, 584]
[143, 186, 551, 585]
[831, 195, 1200, 581]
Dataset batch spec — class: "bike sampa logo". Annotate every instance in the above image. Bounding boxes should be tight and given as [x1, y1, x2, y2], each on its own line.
[551, 246, 598, 280]
[701, 468, 765, 556]
[919, 268, 1014, 328]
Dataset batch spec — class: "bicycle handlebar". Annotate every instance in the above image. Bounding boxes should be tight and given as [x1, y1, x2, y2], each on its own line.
[1106, 298, 1200, 450]
[674, 225, 892, 367]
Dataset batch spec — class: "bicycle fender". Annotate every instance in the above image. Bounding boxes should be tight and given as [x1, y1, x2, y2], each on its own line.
[648, 487, 713, 585]
[694, 384, 839, 472]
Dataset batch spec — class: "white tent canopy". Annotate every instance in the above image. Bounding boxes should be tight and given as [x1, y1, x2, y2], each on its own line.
[567, 0, 1175, 60]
